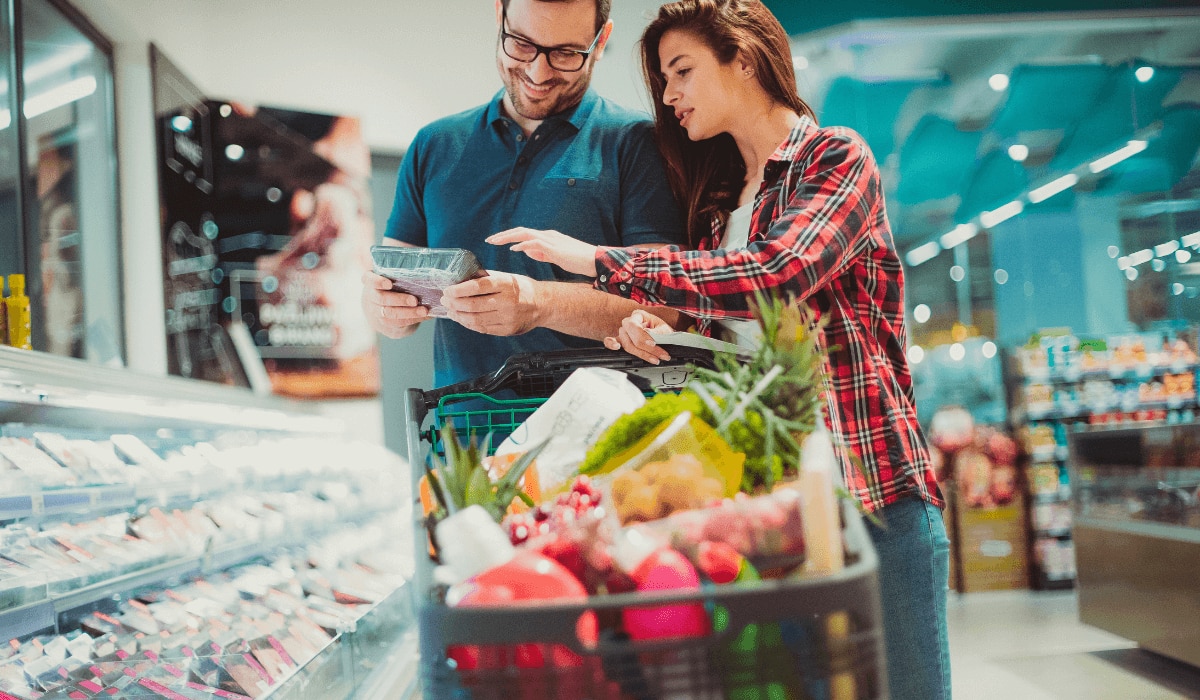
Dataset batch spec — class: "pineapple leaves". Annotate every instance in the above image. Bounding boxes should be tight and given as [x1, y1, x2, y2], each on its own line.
[430, 422, 549, 523]
[687, 290, 829, 492]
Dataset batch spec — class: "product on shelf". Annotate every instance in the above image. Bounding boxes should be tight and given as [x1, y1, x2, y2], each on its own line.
[1008, 328, 1200, 589]
[1, 513, 409, 700]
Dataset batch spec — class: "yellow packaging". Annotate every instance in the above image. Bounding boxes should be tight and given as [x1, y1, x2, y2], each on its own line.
[5, 274, 31, 349]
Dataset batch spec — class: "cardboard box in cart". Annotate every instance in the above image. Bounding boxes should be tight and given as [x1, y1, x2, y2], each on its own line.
[405, 349, 891, 699]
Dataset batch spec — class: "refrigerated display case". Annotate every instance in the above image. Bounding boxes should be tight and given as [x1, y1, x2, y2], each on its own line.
[1070, 422, 1200, 669]
[0, 346, 417, 699]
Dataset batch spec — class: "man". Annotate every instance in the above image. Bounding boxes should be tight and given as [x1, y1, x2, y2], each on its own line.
[362, 0, 685, 388]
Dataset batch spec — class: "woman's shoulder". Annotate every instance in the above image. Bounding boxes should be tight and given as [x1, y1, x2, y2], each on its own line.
[780, 119, 881, 174]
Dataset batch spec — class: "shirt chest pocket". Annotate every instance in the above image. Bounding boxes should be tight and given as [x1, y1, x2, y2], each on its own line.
[532, 176, 614, 245]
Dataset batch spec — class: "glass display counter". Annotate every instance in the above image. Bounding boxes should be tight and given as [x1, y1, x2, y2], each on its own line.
[1070, 423, 1200, 669]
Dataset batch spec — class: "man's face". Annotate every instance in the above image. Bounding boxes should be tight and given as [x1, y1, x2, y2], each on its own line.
[496, 0, 605, 122]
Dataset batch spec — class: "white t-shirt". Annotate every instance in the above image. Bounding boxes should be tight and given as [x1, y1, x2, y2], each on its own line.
[716, 202, 763, 350]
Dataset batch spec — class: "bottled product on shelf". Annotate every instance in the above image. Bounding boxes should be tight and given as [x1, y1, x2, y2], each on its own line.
[4, 274, 31, 350]
[1007, 327, 1200, 589]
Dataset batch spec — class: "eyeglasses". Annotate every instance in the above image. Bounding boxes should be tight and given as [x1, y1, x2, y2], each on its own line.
[500, 9, 604, 73]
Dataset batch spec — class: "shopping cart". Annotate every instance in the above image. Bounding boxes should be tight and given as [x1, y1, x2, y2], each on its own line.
[404, 349, 889, 700]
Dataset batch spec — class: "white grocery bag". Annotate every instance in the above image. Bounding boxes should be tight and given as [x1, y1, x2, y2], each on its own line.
[495, 367, 645, 493]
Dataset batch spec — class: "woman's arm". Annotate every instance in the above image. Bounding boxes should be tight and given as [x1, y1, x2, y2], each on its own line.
[592, 133, 881, 318]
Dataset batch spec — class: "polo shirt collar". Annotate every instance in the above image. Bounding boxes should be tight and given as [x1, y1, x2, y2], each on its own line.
[485, 88, 599, 132]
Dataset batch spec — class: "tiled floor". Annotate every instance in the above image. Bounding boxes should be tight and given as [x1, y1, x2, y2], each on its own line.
[948, 590, 1200, 699]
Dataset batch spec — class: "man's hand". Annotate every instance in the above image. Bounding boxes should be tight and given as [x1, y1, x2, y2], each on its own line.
[487, 227, 599, 277]
[604, 310, 673, 365]
[361, 271, 429, 339]
[441, 271, 542, 336]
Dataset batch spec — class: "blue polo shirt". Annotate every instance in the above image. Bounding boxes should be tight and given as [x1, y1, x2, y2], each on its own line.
[384, 89, 685, 388]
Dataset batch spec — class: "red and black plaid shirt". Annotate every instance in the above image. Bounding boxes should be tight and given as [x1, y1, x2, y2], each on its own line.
[595, 116, 943, 513]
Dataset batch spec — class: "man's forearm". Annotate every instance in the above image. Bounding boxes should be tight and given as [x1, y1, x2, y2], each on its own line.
[533, 282, 682, 340]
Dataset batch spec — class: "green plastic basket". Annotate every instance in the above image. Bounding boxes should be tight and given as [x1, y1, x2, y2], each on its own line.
[428, 392, 549, 459]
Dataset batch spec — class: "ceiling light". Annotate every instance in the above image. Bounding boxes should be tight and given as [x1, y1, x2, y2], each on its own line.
[913, 304, 932, 323]
[1007, 144, 1029, 162]
[1128, 249, 1154, 266]
[994, 269, 1009, 285]
[980, 200, 1024, 229]
[0, 110, 9, 130]
[949, 343, 966, 362]
[906, 242, 941, 267]
[1173, 283, 1185, 295]
[907, 345, 925, 365]
[1182, 231, 1200, 248]
[1125, 268, 1139, 281]
[219, 104, 233, 117]
[1135, 66, 1155, 83]
[982, 341, 998, 359]
[1028, 174, 1078, 204]
[1177, 249, 1192, 264]
[24, 76, 97, 119]
[950, 265, 966, 282]
[1155, 240, 1180, 257]
[989, 73, 1009, 91]
[225, 144, 245, 161]
[1107, 246, 1120, 258]
[1152, 259, 1166, 272]
[1089, 140, 1148, 174]
[939, 223, 978, 249]
[792, 55, 809, 71]
[1117, 256, 1131, 270]
[171, 115, 193, 133]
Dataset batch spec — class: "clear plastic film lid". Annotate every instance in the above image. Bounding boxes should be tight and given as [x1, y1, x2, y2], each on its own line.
[369, 246, 485, 317]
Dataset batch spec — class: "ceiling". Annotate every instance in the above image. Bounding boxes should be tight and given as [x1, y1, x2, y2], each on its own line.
[56, 0, 1200, 257]
[787, 10, 1200, 250]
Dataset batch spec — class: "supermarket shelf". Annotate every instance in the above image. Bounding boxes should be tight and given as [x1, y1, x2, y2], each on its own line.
[0, 475, 315, 524]
[1021, 362, 1199, 385]
[0, 541, 275, 639]
[1031, 491, 1071, 504]
[0, 347, 338, 435]
[1025, 398, 1198, 421]
[1033, 528, 1074, 538]
[1028, 445, 1070, 463]
[266, 583, 415, 700]
[1036, 572, 1077, 590]
[0, 484, 137, 521]
[0, 505, 398, 640]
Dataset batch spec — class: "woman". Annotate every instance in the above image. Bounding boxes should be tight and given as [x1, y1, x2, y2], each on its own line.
[488, 1, 950, 698]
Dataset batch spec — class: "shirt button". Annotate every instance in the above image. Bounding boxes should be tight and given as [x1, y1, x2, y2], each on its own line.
[509, 182, 518, 190]
[517, 156, 527, 165]
[619, 284, 628, 292]
[516, 134, 525, 142]
[599, 275, 607, 282]
[567, 178, 576, 187]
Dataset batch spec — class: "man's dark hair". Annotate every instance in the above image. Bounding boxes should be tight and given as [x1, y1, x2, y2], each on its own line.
[501, 0, 612, 34]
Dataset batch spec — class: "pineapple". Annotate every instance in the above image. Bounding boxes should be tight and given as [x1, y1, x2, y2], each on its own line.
[687, 291, 828, 491]
[423, 423, 547, 537]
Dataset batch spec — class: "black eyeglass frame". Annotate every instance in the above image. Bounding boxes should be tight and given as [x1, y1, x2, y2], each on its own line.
[499, 9, 605, 73]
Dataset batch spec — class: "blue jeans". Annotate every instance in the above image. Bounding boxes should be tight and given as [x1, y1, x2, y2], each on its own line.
[865, 496, 952, 700]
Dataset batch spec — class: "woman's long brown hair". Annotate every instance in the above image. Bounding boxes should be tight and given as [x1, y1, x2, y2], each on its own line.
[640, 0, 816, 247]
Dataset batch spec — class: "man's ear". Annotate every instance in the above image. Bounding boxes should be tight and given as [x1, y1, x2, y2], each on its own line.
[495, 0, 504, 27]
[593, 20, 614, 61]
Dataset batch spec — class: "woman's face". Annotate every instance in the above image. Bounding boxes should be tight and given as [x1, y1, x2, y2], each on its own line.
[658, 29, 748, 141]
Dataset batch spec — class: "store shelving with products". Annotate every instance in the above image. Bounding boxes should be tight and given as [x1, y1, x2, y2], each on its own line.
[1006, 329, 1200, 589]
[0, 347, 417, 700]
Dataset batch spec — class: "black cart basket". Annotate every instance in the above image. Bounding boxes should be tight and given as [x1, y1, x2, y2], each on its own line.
[404, 349, 889, 699]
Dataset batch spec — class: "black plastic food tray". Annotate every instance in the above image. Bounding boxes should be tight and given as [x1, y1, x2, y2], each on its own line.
[403, 350, 889, 699]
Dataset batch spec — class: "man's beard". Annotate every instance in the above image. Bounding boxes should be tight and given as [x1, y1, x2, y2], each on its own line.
[502, 64, 590, 122]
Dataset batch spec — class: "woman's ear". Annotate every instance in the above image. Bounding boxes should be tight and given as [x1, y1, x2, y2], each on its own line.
[736, 52, 756, 79]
